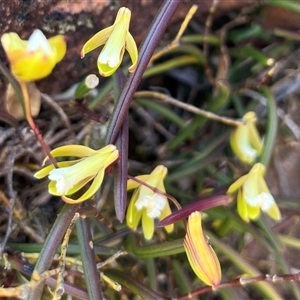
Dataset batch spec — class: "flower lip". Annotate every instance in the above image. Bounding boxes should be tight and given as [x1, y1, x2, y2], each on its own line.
[143, 194, 167, 219]
[259, 192, 276, 211]
[48, 168, 76, 195]
[27, 29, 53, 54]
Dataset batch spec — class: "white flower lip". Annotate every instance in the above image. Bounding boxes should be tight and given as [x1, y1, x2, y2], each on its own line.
[241, 145, 257, 160]
[98, 53, 119, 68]
[135, 193, 167, 219]
[27, 29, 53, 54]
[48, 168, 75, 195]
[259, 192, 276, 212]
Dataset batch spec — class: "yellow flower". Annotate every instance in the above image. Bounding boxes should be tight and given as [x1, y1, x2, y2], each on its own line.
[1, 29, 66, 81]
[184, 212, 221, 287]
[81, 7, 138, 77]
[230, 111, 263, 164]
[126, 165, 173, 240]
[34, 144, 119, 204]
[227, 163, 281, 222]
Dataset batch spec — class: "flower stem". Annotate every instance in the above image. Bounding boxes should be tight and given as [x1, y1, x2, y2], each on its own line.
[19, 81, 58, 167]
[259, 86, 278, 167]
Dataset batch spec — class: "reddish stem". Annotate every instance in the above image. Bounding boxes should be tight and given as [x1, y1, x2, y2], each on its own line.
[20, 81, 58, 167]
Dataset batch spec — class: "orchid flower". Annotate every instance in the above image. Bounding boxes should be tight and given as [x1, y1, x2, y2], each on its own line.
[81, 7, 138, 77]
[227, 163, 281, 222]
[230, 111, 263, 164]
[34, 144, 119, 204]
[126, 165, 173, 240]
[1, 29, 66, 81]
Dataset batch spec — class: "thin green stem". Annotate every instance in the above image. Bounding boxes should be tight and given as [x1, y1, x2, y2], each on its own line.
[145, 258, 158, 291]
[8, 242, 117, 255]
[20, 81, 58, 167]
[125, 235, 184, 258]
[259, 86, 278, 167]
[279, 234, 300, 250]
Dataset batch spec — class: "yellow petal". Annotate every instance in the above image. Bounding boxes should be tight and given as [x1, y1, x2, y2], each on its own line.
[237, 188, 249, 222]
[34, 160, 81, 179]
[43, 145, 97, 164]
[62, 168, 105, 204]
[48, 180, 62, 196]
[243, 178, 261, 205]
[48, 173, 94, 198]
[246, 202, 261, 220]
[81, 26, 113, 57]
[125, 31, 138, 73]
[159, 203, 174, 233]
[126, 189, 143, 230]
[184, 212, 221, 287]
[114, 7, 131, 24]
[146, 165, 167, 188]
[1, 32, 25, 53]
[11, 52, 57, 81]
[34, 164, 55, 179]
[243, 164, 265, 206]
[227, 174, 248, 194]
[142, 210, 155, 240]
[265, 202, 281, 220]
[127, 175, 149, 190]
[44, 144, 116, 165]
[48, 34, 67, 63]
